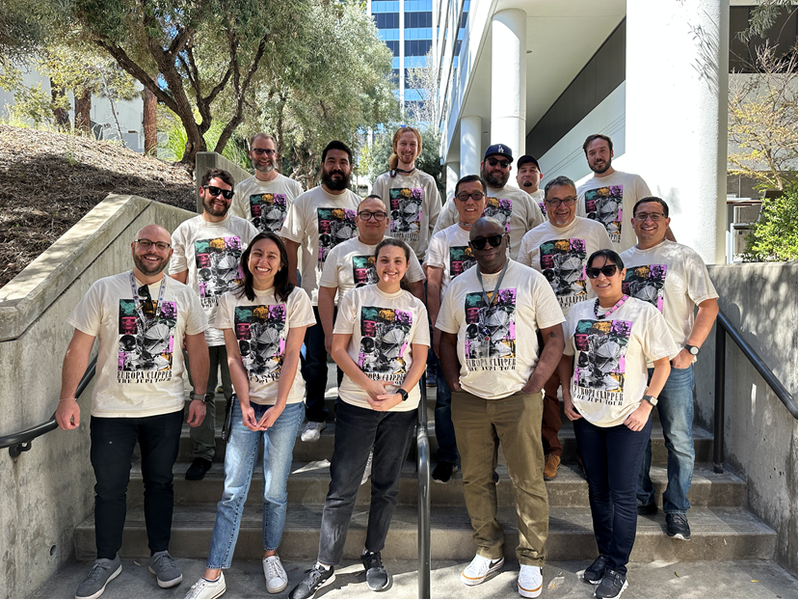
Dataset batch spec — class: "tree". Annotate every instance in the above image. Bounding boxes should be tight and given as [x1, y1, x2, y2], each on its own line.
[743, 182, 798, 261]
[404, 47, 439, 126]
[739, 0, 797, 42]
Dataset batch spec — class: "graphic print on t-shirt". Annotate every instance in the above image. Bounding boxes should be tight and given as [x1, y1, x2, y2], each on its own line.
[463, 289, 517, 370]
[449, 246, 475, 279]
[484, 197, 512, 234]
[622, 264, 668, 312]
[250, 193, 287, 233]
[118, 299, 178, 382]
[234, 304, 287, 383]
[573, 319, 632, 404]
[540, 238, 588, 310]
[389, 188, 423, 241]
[318, 208, 357, 265]
[194, 237, 245, 308]
[584, 185, 624, 243]
[352, 255, 378, 287]
[358, 306, 413, 385]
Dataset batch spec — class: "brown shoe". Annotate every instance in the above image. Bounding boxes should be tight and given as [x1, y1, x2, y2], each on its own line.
[543, 454, 560, 480]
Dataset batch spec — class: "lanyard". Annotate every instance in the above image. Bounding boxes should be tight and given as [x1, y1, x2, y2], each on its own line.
[476, 260, 510, 310]
[129, 271, 167, 326]
[594, 294, 628, 319]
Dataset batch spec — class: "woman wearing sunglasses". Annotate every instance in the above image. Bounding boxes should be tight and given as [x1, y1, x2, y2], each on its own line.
[558, 249, 678, 599]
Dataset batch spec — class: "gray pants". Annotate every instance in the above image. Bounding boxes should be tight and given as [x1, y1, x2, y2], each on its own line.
[185, 345, 233, 461]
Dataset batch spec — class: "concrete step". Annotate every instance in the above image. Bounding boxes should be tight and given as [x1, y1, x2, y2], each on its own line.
[129, 462, 745, 510]
[74, 504, 776, 563]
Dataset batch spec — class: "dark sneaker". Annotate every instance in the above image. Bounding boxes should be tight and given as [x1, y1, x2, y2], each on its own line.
[75, 555, 122, 599]
[582, 554, 609, 585]
[594, 568, 628, 599]
[362, 550, 390, 591]
[666, 513, 691, 540]
[186, 458, 212, 481]
[637, 502, 658, 516]
[432, 460, 458, 484]
[288, 564, 335, 599]
[148, 550, 183, 588]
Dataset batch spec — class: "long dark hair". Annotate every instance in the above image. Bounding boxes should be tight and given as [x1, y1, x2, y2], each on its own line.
[237, 232, 294, 302]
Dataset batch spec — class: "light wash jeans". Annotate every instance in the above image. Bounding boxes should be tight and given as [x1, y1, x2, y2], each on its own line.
[206, 400, 303, 569]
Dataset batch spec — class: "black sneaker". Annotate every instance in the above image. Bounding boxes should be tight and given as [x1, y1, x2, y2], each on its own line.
[288, 564, 335, 599]
[666, 513, 691, 540]
[432, 460, 458, 483]
[594, 568, 628, 599]
[637, 502, 658, 516]
[362, 550, 390, 591]
[185, 458, 212, 481]
[582, 554, 609, 585]
[75, 555, 122, 599]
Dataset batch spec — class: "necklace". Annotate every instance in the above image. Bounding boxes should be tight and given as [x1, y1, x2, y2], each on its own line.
[390, 167, 416, 177]
[458, 221, 473, 229]
[594, 294, 628, 319]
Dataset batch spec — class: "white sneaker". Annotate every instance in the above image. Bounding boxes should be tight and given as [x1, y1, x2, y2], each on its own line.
[300, 421, 326, 443]
[518, 565, 543, 598]
[361, 450, 373, 485]
[460, 554, 504, 586]
[184, 573, 226, 599]
[263, 555, 288, 593]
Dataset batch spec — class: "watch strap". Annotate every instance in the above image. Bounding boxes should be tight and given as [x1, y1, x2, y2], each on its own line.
[397, 388, 409, 402]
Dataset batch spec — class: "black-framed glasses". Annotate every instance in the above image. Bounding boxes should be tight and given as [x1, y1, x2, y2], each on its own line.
[486, 157, 511, 169]
[135, 239, 171, 251]
[634, 212, 666, 222]
[545, 197, 577, 207]
[470, 234, 504, 250]
[203, 185, 234, 200]
[586, 265, 619, 279]
[358, 210, 387, 222]
[456, 191, 486, 202]
[252, 148, 276, 156]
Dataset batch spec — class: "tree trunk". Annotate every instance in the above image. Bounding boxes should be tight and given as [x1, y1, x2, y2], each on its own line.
[51, 79, 70, 130]
[143, 88, 157, 156]
[74, 88, 92, 133]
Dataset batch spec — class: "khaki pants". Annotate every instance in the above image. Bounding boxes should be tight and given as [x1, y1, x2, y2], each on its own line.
[451, 389, 548, 566]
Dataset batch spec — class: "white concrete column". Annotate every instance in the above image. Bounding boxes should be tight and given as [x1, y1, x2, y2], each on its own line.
[490, 9, 527, 161]
[446, 161, 459, 199]
[626, 0, 729, 264]
[460, 115, 482, 176]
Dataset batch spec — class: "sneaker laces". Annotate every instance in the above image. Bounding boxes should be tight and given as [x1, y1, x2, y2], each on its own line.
[85, 562, 110, 584]
[671, 513, 688, 526]
[363, 551, 383, 571]
[265, 557, 284, 579]
[151, 552, 177, 572]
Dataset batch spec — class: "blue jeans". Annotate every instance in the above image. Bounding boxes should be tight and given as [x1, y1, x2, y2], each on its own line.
[637, 365, 695, 514]
[301, 306, 331, 423]
[206, 401, 304, 568]
[575, 415, 652, 575]
[434, 357, 458, 463]
[317, 401, 416, 566]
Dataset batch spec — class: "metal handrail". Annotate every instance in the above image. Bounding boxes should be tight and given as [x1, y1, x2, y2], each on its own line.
[416, 387, 431, 599]
[0, 357, 97, 458]
[713, 309, 796, 473]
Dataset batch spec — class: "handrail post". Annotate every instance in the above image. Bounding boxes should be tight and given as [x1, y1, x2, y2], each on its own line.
[713, 322, 726, 474]
[416, 393, 431, 598]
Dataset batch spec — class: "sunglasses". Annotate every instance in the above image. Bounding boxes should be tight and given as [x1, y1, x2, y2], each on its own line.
[486, 157, 511, 169]
[204, 185, 234, 200]
[251, 148, 276, 156]
[456, 192, 486, 202]
[586, 265, 619, 279]
[470, 234, 504, 250]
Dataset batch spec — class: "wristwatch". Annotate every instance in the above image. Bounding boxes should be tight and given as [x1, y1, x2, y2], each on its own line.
[397, 388, 409, 402]
[643, 395, 658, 407]
[685, 344, 700, 356]
[190, 391, 211, 403]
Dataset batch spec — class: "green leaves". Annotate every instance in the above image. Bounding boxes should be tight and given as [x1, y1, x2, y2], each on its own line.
[743, 183, 798, 262]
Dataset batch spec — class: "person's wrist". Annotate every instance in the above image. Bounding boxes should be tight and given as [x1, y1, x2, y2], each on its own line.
[59, 397, 77, 403]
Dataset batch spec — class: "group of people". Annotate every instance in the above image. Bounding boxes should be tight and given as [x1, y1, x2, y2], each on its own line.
[55, 127, 718, 600]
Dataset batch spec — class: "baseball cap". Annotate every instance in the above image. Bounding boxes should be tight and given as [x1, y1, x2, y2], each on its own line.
[484, 144, 513, 161]
[517, 155, 540, 170]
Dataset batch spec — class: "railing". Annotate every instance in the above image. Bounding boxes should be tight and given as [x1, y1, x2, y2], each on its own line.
[713, 310, 796, 473]
[416, 390, 431, 599]
[0, 357, 97, 458]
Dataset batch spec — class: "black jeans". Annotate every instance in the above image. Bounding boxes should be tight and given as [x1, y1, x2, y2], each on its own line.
[90, 410, 183, 559]
[301, 306, 332, 422]
[317, 401, 415, 566]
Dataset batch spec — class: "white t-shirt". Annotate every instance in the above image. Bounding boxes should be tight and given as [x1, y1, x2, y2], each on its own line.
[333, 284, 430, 412]
[170, 213, 258, 346]
[231, 173, 304, 234]
[436, 260, 564, 400]
[424, 224, 475, 300]
[576, 170, 651, 252]
[517, 217, 614, 315]
[319, 235, 426, 304]
[66, 271, 208, 418]
[563, 297, 679, 427]
[215, 286, 315, 405]
[620, 239, 719, 349]
[280, 185, 361, 305]
[526, 188, 547, 220]
[433, 184, 545, 259]
[371, 170, 442, 261]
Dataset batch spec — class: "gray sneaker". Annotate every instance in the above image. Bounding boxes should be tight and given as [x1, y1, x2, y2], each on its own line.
[75, 555, 122, 599]
[148, 550, 183, 588]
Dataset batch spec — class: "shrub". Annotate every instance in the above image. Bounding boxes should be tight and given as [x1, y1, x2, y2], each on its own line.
[743, 181, 798, 262]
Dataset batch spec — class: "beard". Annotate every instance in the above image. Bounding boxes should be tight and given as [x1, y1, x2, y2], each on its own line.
[521, 180, 533, 188]
[322, 168, 351, 191]
[133, 253, 168, 277]
[590, 159, 611, 175]
[202, 194, 230, 218]
[482, 170, 508, 189]
[252, 158, 275, 174]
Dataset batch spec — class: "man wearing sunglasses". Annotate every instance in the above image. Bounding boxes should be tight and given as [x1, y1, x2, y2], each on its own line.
[56, 224, 209, 599]
[170, 168, 259, 480]
[517, 175, 614, 481]
[231, 133, 304, 234]
[433, 144, 544, 259]
[437, 217, 564, 598]
[619, 197, 718, 541]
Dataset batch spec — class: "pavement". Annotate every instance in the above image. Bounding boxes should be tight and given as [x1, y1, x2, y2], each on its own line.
[33, 556, 797, 599]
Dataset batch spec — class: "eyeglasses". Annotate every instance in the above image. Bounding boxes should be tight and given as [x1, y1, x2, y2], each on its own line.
[252, 148, 276, 156]
[203, 185, 234, 200]
[135, 239, 171, 251]
[456, 191, 486, 202]
[545, 197, 577, 207]
[486, 157, 511, 169]
[634, 212, 666, 222]
[586, 265, 619, 279]
[358, 210, 387, 221]
[470, 234, 504, 250]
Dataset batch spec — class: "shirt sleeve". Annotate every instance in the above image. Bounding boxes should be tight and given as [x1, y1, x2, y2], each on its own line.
[66, 280, 105, 336]
[168, 224, 189, 275]
[425, 231, 447, 269]
[428, 180, 442, 235]
[243, 221, 259, 246]
[289, 288, 317, 328]
[562, 311, 577, 356]
[280, 198, 304, 243]
[184, 289, 209, 335]
[435, 283, 459, 334]
[517, 232, 533, 266]
[332, 288, 358, 335]
[636, 175, 652, 200]
[595, 223, 615, 251]
[684, 250, 719, 306]
[528, 197, 545, 228]
[410, 298, 431, 347]
[533, 276, 567, 329]
[432, 198, 457, 236]
[319, 246, 340, 288]
[639, 305, 680, 362]
[371, 175, 388, 208]
[214, 292, 234, 330]
[407, 252, 426, 283]
[230, 186, 249, 220]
